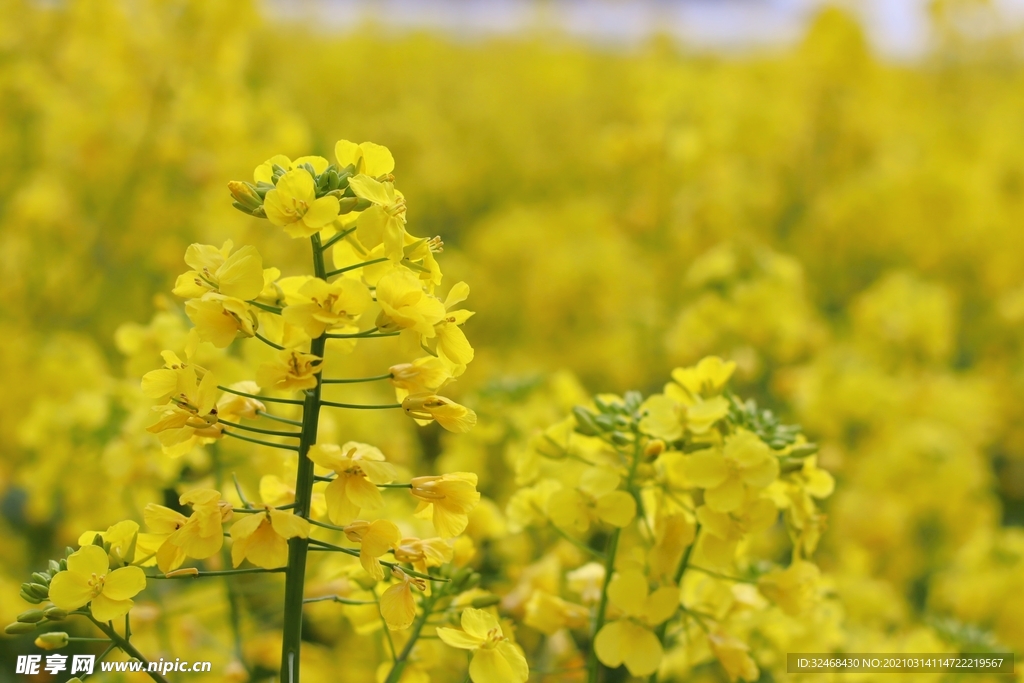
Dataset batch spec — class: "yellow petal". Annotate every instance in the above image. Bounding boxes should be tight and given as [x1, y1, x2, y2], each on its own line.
[461, 607, 501, 640]
[348, 174, 393, 206]
[684, 450, 729, 488]
[304, 195, 340, 229]
[48, 571, 94, 611]
[705, 477, 745, 513]
[470, 646, 528, 683]
[102, 566, 146, 601]
[269, 509, 310, 539]
[380, 581, 416, 630]
[619, 620, 664, 677]
[607, 569, 649, 618]
[436, 626, 482, 650]
[359, 142, 395, 176]
[595, 490, 637, 528]
[346, 474, 386, 511]
[324, 477, 361, 525]
[67, 545, 109, 577]
[90, 594, 134, 623]
[217, 244, 264, 300]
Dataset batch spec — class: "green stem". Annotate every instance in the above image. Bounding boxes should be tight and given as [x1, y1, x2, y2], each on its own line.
[258, 410, 303, 426]
[383, 594, 435, 683]
[148, 568, 285, 579]
[303, 595, 377, 605]
[319, 226, 356, 251]
[279, 234, 329, 683]
[250, 300, 283, 314]
[88, 617, 170, 683]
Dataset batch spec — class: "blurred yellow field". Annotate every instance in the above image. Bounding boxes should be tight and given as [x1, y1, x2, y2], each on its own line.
[1, 1, 1022, 681]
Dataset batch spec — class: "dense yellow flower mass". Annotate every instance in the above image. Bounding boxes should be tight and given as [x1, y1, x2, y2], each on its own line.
[3, 2, 1024, 682]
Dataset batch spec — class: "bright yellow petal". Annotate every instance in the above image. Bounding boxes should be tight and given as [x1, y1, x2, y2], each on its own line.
[436, 627, 482, 650]
[461, 607, 501, 640]
[269, 509, 310, 539]
[48, 571, 94, 611]
[705, 477, 745, 513]
[67, 545, 109, 577]
[346, 474, 386, 511]
[90, 594, 134, 623]
[595, 490, 636, 528]
[607, 569, 649, 617]
[304, 195, 340, 228]
[380, 581, 416, 630]
[469, 647, 527, 683]
[684, 450, 729, 488]
[102, 566, 146, 601]
[359, 142, 395, 176]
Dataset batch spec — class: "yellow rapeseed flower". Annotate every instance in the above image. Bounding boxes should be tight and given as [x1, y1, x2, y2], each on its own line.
[344, 519, 402, 581]
[282, 276, 372, 338]
[349, 174, 408, 262]
[171, 241, 264, 301]
[684, 430, 780, 512]
[264, 169, 340, 239]
[410, 473, 481, 538]
[593, 569, 678, 677]
[230, 507, 310, 569]
[308, 442, 398, 525]
[546, 467, 636, 533]
[256, 349, 322, 392]
[49, 546, 147, 622]
[380, 567, 425, 631]
[375, 267, 447, 337]
[334, 140, 395, 177]
[402, 393, 477, 432]
[389, 356, 452, 402]
[437, 608, 529, 683]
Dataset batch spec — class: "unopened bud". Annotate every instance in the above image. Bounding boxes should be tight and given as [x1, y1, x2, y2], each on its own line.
[19, 588, 42, 605]
[43, 607, 68, 621]
[5, 621, 38, 635]
[228, 181, 263, 210]
[572, 406, 601, 436]
[34, 632, 69, 650]
[470, 594, 501, 609]
[26, 583, 49, 600]
[16, 610, 45, 623]
[163, 568, 199, 578]
[31, 572, 50, 585]
[644, 439, 666, 458]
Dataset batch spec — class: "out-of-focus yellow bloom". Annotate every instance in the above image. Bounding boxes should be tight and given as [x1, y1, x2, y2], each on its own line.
[375, 267, 446, 336]
[256, 349, 322, 392]
[282, 276, 372, 338]
[402, 392, 477, 432]
[684, 430, 779, 513]
[77, 520, 139, 566]
[335, 140, 395, 177]
[145, 489, 231, 572]
[344, 519, 401, 581]
[254, 154, 330, 184]
[547, 467, 636, 533]
[671, 356, 736, 397]
[410, 473, 481, 538]
[171, 242, 264, 301]
[524, 591, 589, 635]
[393, 537, 454, 575]
[757, 560, 820, 616]
[186, 294, 257, 348]
[380, 567, 425, 630]
[389, 356, 452, 402]
[49, 546, 146, 622]
[144, 361, 220, 456]
[708, 631, 760, 682]
[217, 381, 265, 422]
[264, 169, 340, 239]
[593, 569, 677, 677]
[567, 562, 606, 604]
[230, 506, 310, 569]
[308, 442, 397, 524]
[640, 356, 737, 440]
[696, 498, 777, 567]
[437, 608, 529, 683]
[649, 513, 696, 580]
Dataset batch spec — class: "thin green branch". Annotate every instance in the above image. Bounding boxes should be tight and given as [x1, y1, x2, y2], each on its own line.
[319, 226, 356, 251]
[688, 565, 756, 584]
[258, 410, 303, 426]
[87, 617, 170, 683]
[222, 430, 300, 451]
[303, 595, 377, 605]
[219, 419, 302, 438]
[218, 385, 303, 405]
[320, 400, 402, 410]
[148, 568, 286, 579]
[325, 257, 389, 279]
[250, 300, 283, 314]
[322, 373, 393, 384]
[307, 539, 447, 582]
[254, 331, 286, 350]
[325, 327, 400, 339]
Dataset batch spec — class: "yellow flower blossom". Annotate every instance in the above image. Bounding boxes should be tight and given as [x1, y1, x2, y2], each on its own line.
[685, 430, 779, 513]
[375, 267, 446, 336]
[389, 356, 452, 402]
[344, 519, 402, 581]
[546, 467, 636, 533]
[708, 631, 760, 682]
[410, 473, 481, 538]
[230, 507, 310, 569]
[380, 567, 426, 630]
[49, 546, 146, 622]
[649, 512, 697, 580]
[171, 241, 264, 301]
[282, 276, 372, 338]
[348, 174, 407, 262]
[145, 489, 232, 572]
[186, 293, 257, 348]
[524, 591, 589, 635]
[144, 361, 220, 456]
[593, 569, 678, 677]
[256, 349, 322, 392]
[393, 537, 454, 575]
[264, 169, 340, 239]
[77, 520, 139, 566]
[671, 356, 736, 397]
[334, 140, 395, 177]
[567, 562, 606, 604]
[696, 498, 777, 567]
[254, 154, 330, 184]
[138, 503, 187, 572]
[757, 560, 820, 616]
[433, 282, 475, 375]
[307, 442, 398, 524]
[437, 608, 529, 683]
[259, 474, 327, 519]
[217, 381, 265, 422]
[402, 393, 477, 432]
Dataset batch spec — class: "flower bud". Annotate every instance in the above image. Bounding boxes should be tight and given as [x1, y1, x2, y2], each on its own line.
[19, 588, 42, 604]
[26, 583, 49, 600]
[4, 621, 37, 635]
[470, 594, 501, 609]
[16, 609, 45, 623]
[43, 607, 68, 621]
[34, 632, 69, 650]
[644, 439, 666, 459]
[572, 406, 601, 436]
[228, 181, 263, 211]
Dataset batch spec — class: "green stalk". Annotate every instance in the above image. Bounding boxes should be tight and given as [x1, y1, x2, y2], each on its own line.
[279, 234, 329, 683]
[88, 617, 170, 683]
